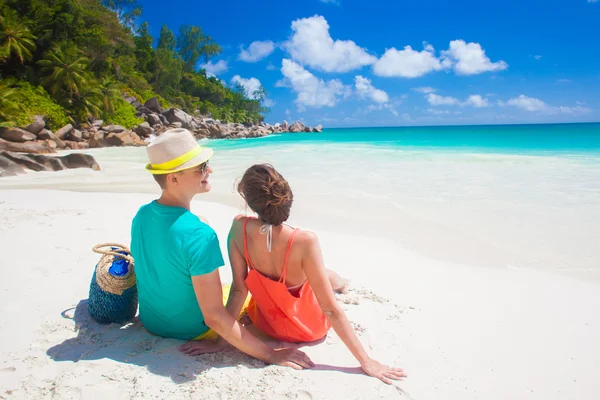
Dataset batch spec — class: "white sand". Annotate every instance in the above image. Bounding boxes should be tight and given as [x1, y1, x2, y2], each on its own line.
[1, 189, 599, 399]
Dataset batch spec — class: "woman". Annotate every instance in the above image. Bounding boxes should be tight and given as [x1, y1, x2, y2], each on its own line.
[226, 163, 406, 384]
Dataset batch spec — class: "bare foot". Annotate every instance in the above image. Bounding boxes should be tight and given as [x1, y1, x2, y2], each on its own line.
[327, 269, 349, 294]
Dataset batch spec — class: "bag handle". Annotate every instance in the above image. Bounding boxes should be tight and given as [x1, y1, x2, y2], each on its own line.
[92, 243, 135, 264]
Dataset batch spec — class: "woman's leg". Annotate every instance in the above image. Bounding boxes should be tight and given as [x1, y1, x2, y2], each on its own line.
[327, 269, 349, 294]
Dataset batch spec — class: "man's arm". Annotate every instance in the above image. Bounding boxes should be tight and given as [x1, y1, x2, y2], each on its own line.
[182, 268, 314, 370]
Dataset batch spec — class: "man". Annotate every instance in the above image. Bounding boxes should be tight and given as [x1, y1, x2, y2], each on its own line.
[130, 128, 313, 370]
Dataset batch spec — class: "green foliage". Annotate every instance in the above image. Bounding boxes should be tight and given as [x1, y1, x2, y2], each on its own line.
[102, 0, 142, 31]
[0, 0, 268, 129]
[0, 7, 37, 64]
[176, 25, 221, 72]
[1, 79, 69, 130]
[103, 98, 143, 128]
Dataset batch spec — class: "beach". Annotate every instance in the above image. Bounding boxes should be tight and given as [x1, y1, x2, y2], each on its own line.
[1, 125, 600, 399]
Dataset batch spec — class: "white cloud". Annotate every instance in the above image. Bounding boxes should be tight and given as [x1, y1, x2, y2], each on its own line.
[239, 40, 276, 62]
[463, 94, 489, 108]
[503, 95, 548, 112]
[501, 95, 593, 114]
[533, 55, 542, 60]
[263, 98, 276, 107]
[320, 0, 340, 4]
[427, 93, 460, 106]
[441, 40, 508, 75]
[364, 103, 398, 116]
[373, 44, 444, 78]
[231, 75, 262, 99]
[266, 63, 277, 71]
[280, 59, 351, 110]
[588, 0, 598, 3]
[413, 87, 436, 94]
[200, 60, 228, 76]
[354, 76, 389, 104]
[283, 15, 377, 73]
[557, 105, 593, 114]
[427, 108, 452, 115]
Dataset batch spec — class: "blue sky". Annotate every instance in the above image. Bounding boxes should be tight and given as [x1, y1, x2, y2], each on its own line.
[139, 0, 600, 127]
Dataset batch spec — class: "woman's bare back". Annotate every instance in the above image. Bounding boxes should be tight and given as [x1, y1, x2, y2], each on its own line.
[233, 216, 347, 293]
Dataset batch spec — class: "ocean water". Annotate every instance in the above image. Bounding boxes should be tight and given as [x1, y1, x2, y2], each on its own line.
[2, 123, 599, 280]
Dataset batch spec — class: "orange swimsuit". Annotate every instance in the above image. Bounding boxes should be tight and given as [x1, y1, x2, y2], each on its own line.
[243, 218, 330, 343]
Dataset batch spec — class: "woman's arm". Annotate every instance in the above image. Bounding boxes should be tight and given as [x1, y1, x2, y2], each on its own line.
[224, 216, 250, 319]
[301, 231, 407, 384]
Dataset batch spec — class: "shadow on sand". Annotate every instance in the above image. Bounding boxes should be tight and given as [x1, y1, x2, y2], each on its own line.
[46, 299, 354, 384]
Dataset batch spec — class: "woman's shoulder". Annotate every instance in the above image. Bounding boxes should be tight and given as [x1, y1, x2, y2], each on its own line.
[291, 228, 320, 248]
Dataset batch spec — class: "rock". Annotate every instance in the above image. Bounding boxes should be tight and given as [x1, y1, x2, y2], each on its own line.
[145, 97, 163, 114]
[103, 125, 126, 134]
[313, 125, 323, 133]
[64, 141, 89, 150]
[89, 131, 108, 148]
[106, 131, 134, 146]
[0, 153, 26, 177]
[136, 106, 153, 114]
[208, 123, 224, 138]
[289, 121, 304, 133]
[134, 122, 154, 137]
[124, 96, 137, 105]
[158, 114, 168, 125]
[164, 108, 194, 130]
[0, 127, 37, 142]
[147, 114, 162, 126]
[69, 129, 83, 142]
[129, 131, 146, 146]
[24, 115, 45, 135]
[194, 128, 211, 138]
[0, 138, 55, 154]
[1, 151, 51, 172]
[37, 129, 65, 148]
[282, 120, 289, 131]
[55, 124, 74, 140]
[81, 130, 91, 140]
[0, 150, 100, 177]
[131, 100, 141, 109]
[170, 122, 183, 129]
[92, 120, 103, 129]
[304, 126, 311, 132]
[44, 140, 57, 150]
[60, 153, 101, 171]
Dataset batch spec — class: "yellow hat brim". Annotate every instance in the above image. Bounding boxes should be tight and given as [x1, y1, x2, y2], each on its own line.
[145, 147, 213, 175]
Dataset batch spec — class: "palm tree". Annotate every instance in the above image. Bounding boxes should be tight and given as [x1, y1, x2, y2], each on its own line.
[98, 79, 122, 113]
[38, 42, 91, 101]
[0, 8, 37, 64]
[0, 79, 20, 127]
[71, 82, 104, 122]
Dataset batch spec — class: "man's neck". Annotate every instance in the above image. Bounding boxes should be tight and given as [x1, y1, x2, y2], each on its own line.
[157, 190, 193, 210]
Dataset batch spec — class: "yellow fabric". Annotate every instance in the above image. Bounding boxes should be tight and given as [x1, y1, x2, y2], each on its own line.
[194, 284, 251, 341]
[151, 145, 202, 171]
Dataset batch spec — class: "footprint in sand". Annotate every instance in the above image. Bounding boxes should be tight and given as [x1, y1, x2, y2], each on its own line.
[296, 390, 313, 400]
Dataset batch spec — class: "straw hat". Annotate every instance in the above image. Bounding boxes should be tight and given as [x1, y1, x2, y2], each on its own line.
[145, 128, 213, 175]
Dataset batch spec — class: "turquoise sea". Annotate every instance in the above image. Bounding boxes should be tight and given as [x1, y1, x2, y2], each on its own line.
[2, 122, 599, 280]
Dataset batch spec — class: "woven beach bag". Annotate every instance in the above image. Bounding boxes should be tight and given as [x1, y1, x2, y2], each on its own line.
[88, 243, 138, 324]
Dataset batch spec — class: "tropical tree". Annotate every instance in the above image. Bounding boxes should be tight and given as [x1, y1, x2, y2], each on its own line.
[98, 78, 122, 113]
[0, 7, 36, 64]
[0, 79, 20, 127]
[71, 82, 103, 121]
[176, 25, 221, 72]
[38, 42, 91, 101]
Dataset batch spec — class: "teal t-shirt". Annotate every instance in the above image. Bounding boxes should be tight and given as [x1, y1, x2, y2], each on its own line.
[130, 200, 224, 340]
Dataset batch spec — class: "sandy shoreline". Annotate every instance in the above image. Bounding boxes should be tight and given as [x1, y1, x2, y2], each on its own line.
[1, 189, 599, 399]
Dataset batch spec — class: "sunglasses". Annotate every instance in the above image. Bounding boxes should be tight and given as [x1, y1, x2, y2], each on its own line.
[199, 160, 209, 175]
